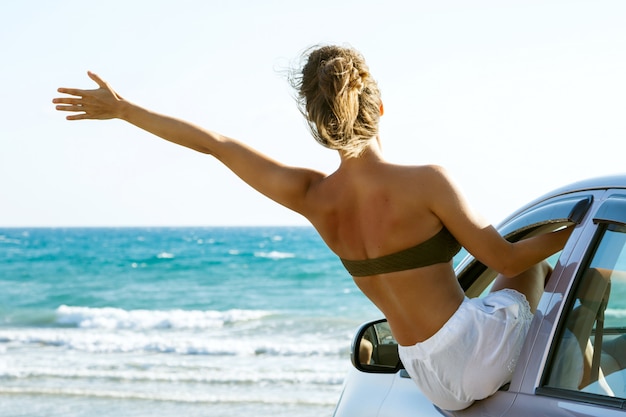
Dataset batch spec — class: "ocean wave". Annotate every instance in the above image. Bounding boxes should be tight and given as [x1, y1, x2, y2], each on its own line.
[0, 328, 350, 357]
[54, 305, 271, 330]
[0, 235, 21, 245]
[605, 308, 626, 319]
[254, 251, 295, 260]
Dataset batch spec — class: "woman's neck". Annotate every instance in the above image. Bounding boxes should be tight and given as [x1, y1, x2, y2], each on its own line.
[338, 136, 384, 166]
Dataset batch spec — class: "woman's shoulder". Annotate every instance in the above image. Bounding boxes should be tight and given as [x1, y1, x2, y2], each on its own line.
[387, 163, 452, 183]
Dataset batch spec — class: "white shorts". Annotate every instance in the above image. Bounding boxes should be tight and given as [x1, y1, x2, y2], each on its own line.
[398, 289, 533, 411]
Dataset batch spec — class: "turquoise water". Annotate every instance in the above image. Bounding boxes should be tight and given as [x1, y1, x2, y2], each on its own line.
[0, 227, 381, 417]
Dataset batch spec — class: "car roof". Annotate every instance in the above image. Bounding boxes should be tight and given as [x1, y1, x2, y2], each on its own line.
[547, 174, 626, 196]
[499, 173, 626, 226]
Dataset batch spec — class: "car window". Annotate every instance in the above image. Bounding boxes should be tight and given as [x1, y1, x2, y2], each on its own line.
[544, 222, 626, 402]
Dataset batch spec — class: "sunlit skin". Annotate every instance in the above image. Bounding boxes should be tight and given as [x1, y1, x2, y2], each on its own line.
[53, 71, 573, 346]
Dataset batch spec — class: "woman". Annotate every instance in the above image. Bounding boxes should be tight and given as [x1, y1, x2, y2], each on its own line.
[53, 45, 572, 410]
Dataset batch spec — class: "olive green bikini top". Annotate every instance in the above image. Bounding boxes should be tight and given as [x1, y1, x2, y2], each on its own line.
[339, 227, 462, 277]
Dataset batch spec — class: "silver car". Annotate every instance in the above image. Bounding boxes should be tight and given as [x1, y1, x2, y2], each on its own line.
[333, 175, 626, 416]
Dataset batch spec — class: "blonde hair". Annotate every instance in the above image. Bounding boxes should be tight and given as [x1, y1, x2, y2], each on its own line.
[291, 45, 381, 158]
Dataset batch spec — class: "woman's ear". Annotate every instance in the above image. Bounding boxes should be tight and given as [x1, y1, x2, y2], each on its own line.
[379, 101, 385, 116]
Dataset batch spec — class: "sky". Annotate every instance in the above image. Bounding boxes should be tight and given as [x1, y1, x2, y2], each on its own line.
[1, 0, 625, 227]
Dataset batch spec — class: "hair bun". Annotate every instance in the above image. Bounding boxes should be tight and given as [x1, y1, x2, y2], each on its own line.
[349, 67, 364, 94]
[319, 57, 364, 99]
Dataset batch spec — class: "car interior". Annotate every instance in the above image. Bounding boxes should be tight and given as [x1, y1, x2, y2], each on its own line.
[545, 223, 626, 400]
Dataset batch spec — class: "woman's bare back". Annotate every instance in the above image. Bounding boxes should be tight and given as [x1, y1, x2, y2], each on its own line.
[305, 156, 465, 345]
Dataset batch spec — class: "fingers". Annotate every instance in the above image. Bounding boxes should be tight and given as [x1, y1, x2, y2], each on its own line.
[87, 71, 108, 88]
[53, 95, 88, 120]
[56, 87, 89, 97]
[65, 113, 89, 121]
[56, 71, 107, 96]
[54, 106, 87, 120]
[53, 97, 82, 105]
[52, 97, 82, 111]
[54, 102, 86, 120]
[54, 103, 83, 112]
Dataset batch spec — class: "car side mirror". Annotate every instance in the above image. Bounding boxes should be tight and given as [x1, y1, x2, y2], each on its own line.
[351, 319, 402, 373]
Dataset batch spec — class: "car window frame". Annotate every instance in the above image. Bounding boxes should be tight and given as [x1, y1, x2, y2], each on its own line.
[536, 194, 626, 409]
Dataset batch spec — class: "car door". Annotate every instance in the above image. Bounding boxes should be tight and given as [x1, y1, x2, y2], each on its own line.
[504, 191, 626, 417]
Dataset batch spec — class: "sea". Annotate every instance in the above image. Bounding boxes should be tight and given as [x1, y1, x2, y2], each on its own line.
[0, 227, 383, 417]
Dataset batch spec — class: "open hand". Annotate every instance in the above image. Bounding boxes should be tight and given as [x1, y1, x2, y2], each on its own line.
[53, 71, 123, 120]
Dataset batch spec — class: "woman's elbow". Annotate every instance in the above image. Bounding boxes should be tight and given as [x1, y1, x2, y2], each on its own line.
[498, 264, 525, 279]
[491, 245, 524, 278]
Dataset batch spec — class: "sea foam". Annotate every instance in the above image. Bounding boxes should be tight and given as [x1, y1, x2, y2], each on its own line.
[254, 251, 295, 260]
[0, 327, 350, 357]
[55, 305, 271, 330]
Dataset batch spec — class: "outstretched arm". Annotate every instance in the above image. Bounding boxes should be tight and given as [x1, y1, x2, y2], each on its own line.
[53, 72, 325, 215]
